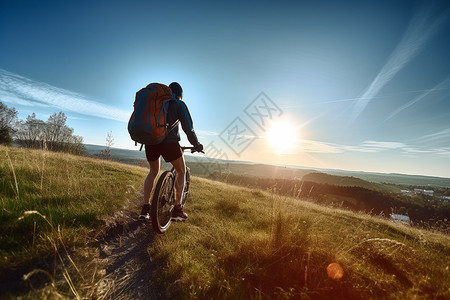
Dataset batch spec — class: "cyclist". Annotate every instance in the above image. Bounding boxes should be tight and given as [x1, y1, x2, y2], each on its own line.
[139, 82, 203, 221]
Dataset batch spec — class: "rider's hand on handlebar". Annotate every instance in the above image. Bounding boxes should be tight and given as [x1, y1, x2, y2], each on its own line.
[194, 142, 204, 153]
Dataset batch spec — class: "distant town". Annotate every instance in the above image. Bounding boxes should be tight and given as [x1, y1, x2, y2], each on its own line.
[401, 188, 450, 202]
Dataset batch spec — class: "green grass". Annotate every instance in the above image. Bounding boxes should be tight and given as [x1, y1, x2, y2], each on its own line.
[149, 178, 450, 299]
[0, 146, 147, 279]
[1, 145, 449, 299]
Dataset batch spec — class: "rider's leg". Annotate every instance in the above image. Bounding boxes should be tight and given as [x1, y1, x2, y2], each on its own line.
[143, 158, 160, 205]
[170, 155, 186, 206]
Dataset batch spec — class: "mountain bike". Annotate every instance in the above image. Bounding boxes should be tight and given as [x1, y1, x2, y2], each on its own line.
[150, 146, 201, 234]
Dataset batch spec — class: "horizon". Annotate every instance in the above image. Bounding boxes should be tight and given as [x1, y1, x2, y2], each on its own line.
[1, 0, 450, 178]
[84, 143, 450, 180]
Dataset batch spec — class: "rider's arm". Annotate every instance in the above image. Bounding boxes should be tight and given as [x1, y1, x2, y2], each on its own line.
[177, 101, 200, 146]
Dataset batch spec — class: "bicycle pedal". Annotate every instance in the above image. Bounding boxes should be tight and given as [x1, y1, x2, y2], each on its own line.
[139, 215, 151, 222]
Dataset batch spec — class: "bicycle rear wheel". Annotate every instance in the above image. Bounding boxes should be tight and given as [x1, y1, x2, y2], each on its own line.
[151, 170, 175, 234]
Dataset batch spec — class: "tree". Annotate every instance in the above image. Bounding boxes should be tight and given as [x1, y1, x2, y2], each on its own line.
[15, 111, 85, 155]
[100, 131, 114, 160]
[15, 113, 46, 148]
[45, 112, 67, 146]
[44, 112, 80, 152]
[0, 101, 18, 145]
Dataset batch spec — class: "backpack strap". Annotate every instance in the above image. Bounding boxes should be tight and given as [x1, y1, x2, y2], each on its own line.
[162, 98, 180, 131]
[135, 141, 144, 151]
[156, 105, 165, 127]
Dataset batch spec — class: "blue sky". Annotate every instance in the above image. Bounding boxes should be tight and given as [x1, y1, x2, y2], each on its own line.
[1, 0, 450, 177]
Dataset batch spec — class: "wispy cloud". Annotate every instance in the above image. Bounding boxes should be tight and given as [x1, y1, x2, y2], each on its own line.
[350, 3, 447, 123]
[0, 69, 130, 122]
[418, 128, 450, 143]
[298, 139, 449, 158]
[299, 139, 406, 154]
[299, 140, 344, 154]
[402, 147, 435, 154]
[360, 141, 405, 150]
[431, 147, 450, 158]
[385, 77, 450, 122]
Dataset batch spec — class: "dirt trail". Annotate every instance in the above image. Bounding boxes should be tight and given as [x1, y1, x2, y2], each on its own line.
[1, 186, 161, 299]
[89, 188, 159, 299]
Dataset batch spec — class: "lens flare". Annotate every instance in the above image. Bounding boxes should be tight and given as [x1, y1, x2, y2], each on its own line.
[326, 262, 344, 280]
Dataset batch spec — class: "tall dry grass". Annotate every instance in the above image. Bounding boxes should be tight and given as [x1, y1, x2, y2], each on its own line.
[148, 178, 450, 299]
[0, 145, 147, 298]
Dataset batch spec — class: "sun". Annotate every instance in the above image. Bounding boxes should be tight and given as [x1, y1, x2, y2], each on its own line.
[265, 119, 300, 154]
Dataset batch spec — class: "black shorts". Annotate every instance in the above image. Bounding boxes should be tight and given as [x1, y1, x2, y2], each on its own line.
[145, 142, 182, 162]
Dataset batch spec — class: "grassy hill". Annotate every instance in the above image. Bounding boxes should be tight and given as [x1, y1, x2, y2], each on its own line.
[1, 146, 449, 299]
[207, 172, 450, 229]
[0, 145, 148, 298]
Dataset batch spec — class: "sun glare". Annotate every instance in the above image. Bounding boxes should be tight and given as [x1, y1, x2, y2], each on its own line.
[265, 119, 300, 154]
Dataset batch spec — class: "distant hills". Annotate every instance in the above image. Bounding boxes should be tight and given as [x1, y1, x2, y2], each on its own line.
[311, 168, 450, 187]
[85, 144, 450, 188]
[302, 172, 400, 193]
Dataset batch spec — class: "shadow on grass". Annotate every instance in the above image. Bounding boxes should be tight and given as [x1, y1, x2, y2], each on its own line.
[0, 253, 61, 298]
[220, 239, 359, 299]
[0, 210, 161, 299]
[0, 206, 105, 255]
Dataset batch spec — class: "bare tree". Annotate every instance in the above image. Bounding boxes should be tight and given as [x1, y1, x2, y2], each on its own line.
[15, 113, 46, 148]
[15, 111, 85, 155]
[45, 112, 67, 148]
[100, 131, 114, 160]
[0, 101, 18, 145]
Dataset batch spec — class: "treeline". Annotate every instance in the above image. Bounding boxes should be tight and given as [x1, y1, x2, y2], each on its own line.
[208, 172, 449, 228]
[0, 101, 84, 155]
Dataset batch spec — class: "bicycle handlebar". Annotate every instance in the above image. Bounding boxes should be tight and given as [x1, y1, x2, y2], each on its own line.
[181, 146, 205, 154]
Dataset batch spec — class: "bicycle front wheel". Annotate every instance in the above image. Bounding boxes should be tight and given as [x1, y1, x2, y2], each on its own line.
[151, 171, 175, 234]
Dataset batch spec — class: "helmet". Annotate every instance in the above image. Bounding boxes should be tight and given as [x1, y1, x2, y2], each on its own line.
[169, 82, 183, 99]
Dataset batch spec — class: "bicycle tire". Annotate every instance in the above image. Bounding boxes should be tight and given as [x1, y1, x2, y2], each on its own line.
[151, 170, 175, 234]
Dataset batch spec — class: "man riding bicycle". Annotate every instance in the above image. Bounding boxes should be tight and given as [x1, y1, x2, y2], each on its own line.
[139, 82, 203, 221]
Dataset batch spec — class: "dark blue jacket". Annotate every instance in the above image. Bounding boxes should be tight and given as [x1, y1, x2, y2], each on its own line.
[163, 98, 199, 146]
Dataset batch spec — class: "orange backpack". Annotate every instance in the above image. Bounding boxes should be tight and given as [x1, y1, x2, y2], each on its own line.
[128, 83, 177, 146]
